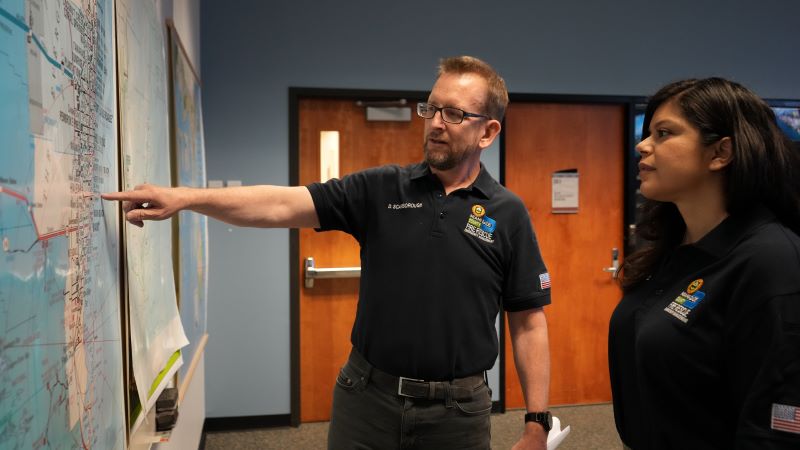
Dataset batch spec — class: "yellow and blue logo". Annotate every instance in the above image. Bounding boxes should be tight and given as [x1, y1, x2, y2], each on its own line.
[464, 204, 496, 243]
[664, 278, 708, 323]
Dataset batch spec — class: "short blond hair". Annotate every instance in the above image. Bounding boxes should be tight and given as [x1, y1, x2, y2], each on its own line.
[438, 56, 509, 121]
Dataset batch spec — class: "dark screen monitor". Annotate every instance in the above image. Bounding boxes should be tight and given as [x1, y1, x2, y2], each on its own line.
[625, 104, 648, 252]
[771, 105, 800, 142]
[634, 111, 645, 144]
[769, 101, 800, 153]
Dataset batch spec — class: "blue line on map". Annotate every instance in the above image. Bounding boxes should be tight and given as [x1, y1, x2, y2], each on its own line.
[6, 238, 39, 254]
[0, 6, 73, 79]
[31, 34, 73, 79]
[0, 6, 30, 33]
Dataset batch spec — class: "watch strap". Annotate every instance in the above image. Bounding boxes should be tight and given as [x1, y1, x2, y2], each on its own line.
[524, 411, 552, 432]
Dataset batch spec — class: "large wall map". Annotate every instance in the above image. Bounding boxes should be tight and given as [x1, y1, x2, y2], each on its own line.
[0, 0, 124, 448]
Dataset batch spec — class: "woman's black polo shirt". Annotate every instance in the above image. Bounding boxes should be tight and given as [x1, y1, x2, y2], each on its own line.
[609, 206, 800, 449]
[307, 162, 550, 380]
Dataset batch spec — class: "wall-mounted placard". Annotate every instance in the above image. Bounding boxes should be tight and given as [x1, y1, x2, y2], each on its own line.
[552, 169, 579, 214]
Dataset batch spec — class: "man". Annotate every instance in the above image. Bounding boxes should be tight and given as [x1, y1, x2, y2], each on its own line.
[104, 56, 551, 450]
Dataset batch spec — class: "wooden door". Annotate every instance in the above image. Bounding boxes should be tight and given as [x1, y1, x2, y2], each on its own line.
[503, 103, 625, 407]
[298, 98, 424, 422]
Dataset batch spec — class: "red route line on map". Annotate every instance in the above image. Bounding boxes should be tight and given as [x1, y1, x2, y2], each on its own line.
[0, 185, 82, 242]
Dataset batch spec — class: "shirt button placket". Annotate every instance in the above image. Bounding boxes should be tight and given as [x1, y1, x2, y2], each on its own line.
[438, 192, 448, 219]
[431, 191, 447, 235]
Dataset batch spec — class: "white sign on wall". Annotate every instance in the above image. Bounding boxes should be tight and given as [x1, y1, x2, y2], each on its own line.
[552, 169, 579, 214]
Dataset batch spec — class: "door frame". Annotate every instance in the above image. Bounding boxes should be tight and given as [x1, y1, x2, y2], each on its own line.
[288, 88, 645, 424]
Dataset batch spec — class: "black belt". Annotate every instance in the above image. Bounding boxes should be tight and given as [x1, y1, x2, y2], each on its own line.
[348, 349, 483, 402]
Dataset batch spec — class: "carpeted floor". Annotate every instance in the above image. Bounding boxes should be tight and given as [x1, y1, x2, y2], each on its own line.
[204, 403, 621, 449]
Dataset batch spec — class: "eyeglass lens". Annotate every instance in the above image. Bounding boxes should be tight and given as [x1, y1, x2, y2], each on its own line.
[417, 103, 464, 124]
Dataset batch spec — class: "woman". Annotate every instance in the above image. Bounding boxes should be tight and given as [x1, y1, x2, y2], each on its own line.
[609, 78, 800, 449]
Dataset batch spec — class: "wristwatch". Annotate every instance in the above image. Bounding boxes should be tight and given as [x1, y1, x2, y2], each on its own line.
[524, 411, 552, 432]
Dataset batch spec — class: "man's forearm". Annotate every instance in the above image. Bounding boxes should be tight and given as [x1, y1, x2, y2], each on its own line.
[104, 183, 320, 228]
[186, 185, 319, 228]
[508, 307, 550, 412]
[508, 307, 550, 449]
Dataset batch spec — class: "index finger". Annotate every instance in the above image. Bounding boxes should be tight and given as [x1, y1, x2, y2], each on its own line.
[101, 190, 151, 202]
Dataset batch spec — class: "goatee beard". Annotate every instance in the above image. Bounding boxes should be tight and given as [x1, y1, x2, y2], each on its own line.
[425, 147, 458, 171]
[424, 145, 459, 171]
[425, 141, 476, 171]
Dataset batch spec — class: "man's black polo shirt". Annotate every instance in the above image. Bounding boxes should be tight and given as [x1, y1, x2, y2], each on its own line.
[609, 206, 800, 449]
[307, 162, 550, 380]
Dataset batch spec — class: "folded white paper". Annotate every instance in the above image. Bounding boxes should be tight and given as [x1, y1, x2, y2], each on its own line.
[547, 416, 571, 449]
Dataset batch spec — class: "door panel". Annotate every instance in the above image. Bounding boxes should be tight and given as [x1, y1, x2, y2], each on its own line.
[503, 103, 625, 407]
[298, 99, 423, 422]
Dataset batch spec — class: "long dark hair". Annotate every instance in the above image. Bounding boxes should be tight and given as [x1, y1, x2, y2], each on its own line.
[620, 78, 800, 290]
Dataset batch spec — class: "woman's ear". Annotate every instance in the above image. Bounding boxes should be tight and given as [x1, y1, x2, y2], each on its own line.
[709, 137, 733, 171]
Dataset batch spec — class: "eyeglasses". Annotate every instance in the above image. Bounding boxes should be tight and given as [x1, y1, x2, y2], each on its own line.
[416, 102, 490, 124]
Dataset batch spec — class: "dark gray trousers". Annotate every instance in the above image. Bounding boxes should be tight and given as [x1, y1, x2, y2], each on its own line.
[327, 349, 492, 450]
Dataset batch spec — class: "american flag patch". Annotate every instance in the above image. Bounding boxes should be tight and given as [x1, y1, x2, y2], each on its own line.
[539, 273, 551, 290]
[772, 403, 800, 434]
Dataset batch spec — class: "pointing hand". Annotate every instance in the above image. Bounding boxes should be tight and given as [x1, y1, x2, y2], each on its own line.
[102, 184, 184, 227]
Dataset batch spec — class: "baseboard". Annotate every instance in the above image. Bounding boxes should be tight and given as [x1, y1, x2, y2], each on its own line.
[203, 414, 292, 433]
[492, 400, 503, 414]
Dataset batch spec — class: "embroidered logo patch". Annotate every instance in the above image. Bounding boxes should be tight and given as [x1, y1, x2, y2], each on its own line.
[771, 403, 800, 434]
[664, 279, 707, 323]
[464, 204, 496, 243]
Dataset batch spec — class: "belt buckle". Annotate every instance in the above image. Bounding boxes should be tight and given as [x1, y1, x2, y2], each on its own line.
[397, 376, 425, 397]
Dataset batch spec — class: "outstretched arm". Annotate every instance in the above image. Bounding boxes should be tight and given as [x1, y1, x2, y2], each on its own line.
[102, 183, 320, 229]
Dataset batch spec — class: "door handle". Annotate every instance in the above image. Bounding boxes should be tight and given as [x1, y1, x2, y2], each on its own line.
[304, 257, 361, 288]
[602, 247, 620, 278]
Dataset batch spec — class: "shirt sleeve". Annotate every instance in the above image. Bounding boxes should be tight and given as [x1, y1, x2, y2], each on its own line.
[502, 207, 551, 312]
[731, 292, 800, 448]
[306, 170, 372, 242]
